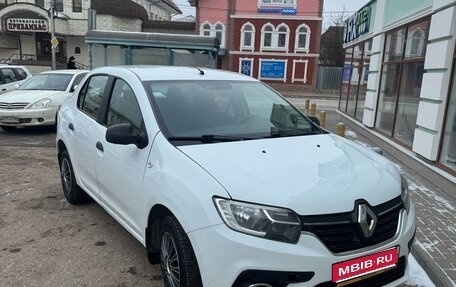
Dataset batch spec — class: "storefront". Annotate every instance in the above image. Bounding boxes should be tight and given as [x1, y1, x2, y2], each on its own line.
[340, 0, 456, 176]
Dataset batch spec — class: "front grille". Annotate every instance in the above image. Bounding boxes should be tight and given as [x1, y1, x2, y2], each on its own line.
[0, 102, 29, 109]
[300, 196, 403, 253]
[19, 118, 32, 123]
[315, 256, 406, 287]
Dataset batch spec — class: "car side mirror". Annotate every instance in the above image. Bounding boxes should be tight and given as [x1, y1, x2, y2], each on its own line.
[70, 84, 78, 93]
[14, 84, 20, 90]
[307, 116, 320, 126]
[106, 123, 148, 149]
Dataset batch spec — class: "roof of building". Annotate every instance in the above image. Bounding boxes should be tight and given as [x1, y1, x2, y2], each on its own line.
[162, 0, 182, 14]
[91, 0, 149, 21]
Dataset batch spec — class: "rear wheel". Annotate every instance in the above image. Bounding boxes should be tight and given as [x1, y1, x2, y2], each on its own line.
[160, 216, 202, 287]
[0, 126, 17, 131]
[59, 150, 89, 204]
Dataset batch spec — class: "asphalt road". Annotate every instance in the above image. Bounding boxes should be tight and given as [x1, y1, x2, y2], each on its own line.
[0, 125, 427, 287]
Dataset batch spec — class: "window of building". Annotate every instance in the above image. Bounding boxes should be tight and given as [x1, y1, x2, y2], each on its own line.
[35, 0, 45, 8]
[74, 46, 82, 55]
[439, 53, 456, 172]
[200, 22, 225, 47]
[262, 24, 274, 48]
[73, 0, 82, 12]
[295, 24, 310, 52]
[339, 40, 372, 121]
[375, 18, 430, 147]
[239, 58, 254, 77]
[241, 23, 255, 51]
[260, 23, 289, 51]
[54, 0, 64, 12]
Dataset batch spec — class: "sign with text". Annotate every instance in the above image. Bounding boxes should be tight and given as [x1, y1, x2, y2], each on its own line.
[344, 6, 371, 43]
[7, 18, 48, 32]
[332, 247, 398, 283]
[257, 8, 296, 15]
[260, 61, 286, 79]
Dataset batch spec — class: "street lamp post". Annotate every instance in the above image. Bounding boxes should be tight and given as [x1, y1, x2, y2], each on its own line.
[50, 0, 56, 70]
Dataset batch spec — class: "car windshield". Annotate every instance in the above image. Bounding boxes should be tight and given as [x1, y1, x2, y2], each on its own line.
[144, 80, 321, 144]
[19, 74, 73, 91]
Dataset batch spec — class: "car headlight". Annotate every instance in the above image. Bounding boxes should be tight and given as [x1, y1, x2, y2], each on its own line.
[213, 198, 302, 244]
[401, 175, 411, 212]
[28, 98, 51, 109]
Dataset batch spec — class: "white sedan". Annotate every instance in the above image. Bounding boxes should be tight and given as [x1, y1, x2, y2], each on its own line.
[0, 70, 87, 131]
[57, 66, 416, 287]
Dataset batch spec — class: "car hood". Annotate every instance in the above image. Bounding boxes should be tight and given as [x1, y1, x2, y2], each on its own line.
[178, 134, 401, 215]
[0, 90, 66, 103]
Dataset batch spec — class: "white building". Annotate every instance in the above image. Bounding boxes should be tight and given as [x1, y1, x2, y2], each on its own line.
[340, 0, 456, 184]
[0, 0, 181, 69]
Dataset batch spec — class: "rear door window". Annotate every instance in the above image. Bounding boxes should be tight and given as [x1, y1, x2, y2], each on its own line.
[77, 75, 109, 119]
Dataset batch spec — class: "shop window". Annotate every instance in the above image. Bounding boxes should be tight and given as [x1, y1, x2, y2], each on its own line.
[440, 58, 456, 171]
[375, 18, 430, 147]
[73, 0, 82, 12]
[339, 40, 371, 121]
[295, 24, 310, 53]
[241, 23, 255, 51]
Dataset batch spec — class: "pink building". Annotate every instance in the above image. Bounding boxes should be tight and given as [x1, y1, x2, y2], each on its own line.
[189, 0, 323, 92]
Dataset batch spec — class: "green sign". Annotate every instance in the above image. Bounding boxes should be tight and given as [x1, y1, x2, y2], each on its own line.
[344, 6, 372, 43]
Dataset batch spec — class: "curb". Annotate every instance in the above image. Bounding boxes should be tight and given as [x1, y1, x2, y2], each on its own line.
[411, 242, 455, 287]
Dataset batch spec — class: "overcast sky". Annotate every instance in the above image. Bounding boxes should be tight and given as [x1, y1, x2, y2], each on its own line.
[172, 0, 370, 19]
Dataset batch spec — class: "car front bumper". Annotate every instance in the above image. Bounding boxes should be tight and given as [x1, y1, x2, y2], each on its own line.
[188, 203, 416, 287]
[0, 106, 58, 127]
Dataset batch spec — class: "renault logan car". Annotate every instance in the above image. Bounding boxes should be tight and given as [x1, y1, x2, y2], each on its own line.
[56, 66, 416, 287]
[0, 69, 87, 131]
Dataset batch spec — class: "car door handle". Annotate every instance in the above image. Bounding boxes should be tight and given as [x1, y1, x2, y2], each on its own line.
[96, 141, 104, 152]
[69, 123, 74, 131]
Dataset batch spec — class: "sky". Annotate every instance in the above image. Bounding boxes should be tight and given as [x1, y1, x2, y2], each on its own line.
[172, 0, 370, 21]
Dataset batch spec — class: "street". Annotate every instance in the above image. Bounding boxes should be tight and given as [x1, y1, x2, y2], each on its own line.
[0, 122, 435, 287]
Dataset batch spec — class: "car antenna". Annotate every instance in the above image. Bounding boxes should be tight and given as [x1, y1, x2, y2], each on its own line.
[173, 50, 205, 75]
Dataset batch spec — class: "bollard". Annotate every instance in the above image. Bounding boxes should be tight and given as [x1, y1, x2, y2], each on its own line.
[305, 99, 310, 111]
[336, 122, 346, 137]
[319, 111, 326, 128]
[310, 103, 316, 116]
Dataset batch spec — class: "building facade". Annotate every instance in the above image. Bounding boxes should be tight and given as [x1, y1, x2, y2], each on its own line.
[131, 0, 181, 21]
[189, 0, 323, 92]
[0, 0, 181, 68]
[339, 0, 456, 176]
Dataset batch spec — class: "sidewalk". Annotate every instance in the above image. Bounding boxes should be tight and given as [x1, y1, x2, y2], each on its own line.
[291, 103, 456, 287]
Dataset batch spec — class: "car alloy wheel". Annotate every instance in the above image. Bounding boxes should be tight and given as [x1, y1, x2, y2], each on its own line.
[161, 231, 181, 287]
[61, 157, 72, 197]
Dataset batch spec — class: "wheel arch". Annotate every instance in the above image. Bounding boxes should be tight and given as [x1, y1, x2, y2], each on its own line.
[146, 204, 173, 261]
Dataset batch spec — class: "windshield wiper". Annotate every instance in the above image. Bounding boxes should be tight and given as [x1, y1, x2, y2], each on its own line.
[168, 134, 251, 143]
[266, 128, 317, 138]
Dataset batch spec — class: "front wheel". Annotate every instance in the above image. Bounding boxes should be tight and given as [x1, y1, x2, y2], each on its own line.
[59, 150, 89, 204]
[160, 216, 202, 287]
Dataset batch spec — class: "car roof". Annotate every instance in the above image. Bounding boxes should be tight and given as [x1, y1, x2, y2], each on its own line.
[39, 69, 89, 75]
[91, 65, 258, 82]
[0, 65, 29, 69]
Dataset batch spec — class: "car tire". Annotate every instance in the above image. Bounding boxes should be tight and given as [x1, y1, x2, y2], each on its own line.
[0, 125, 17, 131]
[59, 150, 89, 204]
[160, 216, 203, 287]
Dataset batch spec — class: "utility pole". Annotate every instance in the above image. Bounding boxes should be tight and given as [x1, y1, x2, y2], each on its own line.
[50, 0, 56, 70]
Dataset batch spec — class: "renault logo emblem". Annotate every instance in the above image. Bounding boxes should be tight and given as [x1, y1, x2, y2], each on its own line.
[358, 204, 377, 238]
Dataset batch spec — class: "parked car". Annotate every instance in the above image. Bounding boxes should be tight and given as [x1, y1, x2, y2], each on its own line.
[0, 65, 32, 94]
[56, 66, 416, 287]
[0, 70, 88, 131]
